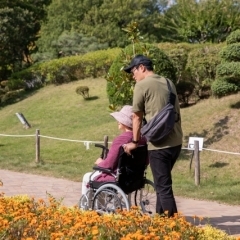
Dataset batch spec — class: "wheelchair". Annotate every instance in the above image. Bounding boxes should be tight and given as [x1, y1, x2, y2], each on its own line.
[79, 143, 156, 215]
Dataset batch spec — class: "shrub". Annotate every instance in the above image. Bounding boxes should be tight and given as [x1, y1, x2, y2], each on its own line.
[219, 43, 240, 62]
[211, 78, 238, 97]
[186, 44, 223, 89]
[216, 62, 240, 83]
[226, 29, 240, 44]
[76, 86, 89, 99]
[213, 30, 240, 97]
[106, 43, 176, 107]
[0, 89, 25, 104]
[9, 48, 121, 87]
[158, 42, 197, 82]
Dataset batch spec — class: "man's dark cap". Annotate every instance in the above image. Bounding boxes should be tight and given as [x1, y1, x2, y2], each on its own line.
[123, 55, 153, 73]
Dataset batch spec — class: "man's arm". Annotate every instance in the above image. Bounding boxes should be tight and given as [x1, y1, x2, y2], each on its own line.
[124, 111, 143, 155]
[132, 111, 143, 142]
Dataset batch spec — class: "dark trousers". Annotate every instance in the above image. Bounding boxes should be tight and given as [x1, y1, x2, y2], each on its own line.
[148, 145, 182, 217]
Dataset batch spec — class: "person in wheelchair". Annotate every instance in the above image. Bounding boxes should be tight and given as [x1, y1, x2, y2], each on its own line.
[81, 105, 147, 196]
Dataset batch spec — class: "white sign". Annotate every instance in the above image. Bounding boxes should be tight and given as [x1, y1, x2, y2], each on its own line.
[188, 137, 204, 151]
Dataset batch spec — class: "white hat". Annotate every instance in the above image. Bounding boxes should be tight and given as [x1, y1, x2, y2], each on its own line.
[110, 105, 133, 128]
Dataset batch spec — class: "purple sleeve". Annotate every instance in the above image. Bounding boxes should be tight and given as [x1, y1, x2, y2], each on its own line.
[97, 133, 132, 170]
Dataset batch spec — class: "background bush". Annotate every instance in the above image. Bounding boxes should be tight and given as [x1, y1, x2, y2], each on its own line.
[213, 30, 240, 97]
[219, 43, 240, 62]
[186, 44, 223, 99]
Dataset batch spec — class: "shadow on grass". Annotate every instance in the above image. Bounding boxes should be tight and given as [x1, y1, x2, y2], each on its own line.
[230, 101, 240, 109]
[183, 115, 229, 149]
[0, 89, 39, 110]
[84, 96, 99, 101]
[208, 162, 229, 168]
[185, 215, 240, 236]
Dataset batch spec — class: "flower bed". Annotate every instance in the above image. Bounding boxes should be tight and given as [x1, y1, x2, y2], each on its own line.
[0, 194, 237, 240]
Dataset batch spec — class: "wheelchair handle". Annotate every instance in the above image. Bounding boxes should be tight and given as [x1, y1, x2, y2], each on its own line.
[94, 144, 109, 159]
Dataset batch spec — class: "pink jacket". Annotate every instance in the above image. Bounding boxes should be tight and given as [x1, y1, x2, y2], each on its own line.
[94, 131, 147, 182]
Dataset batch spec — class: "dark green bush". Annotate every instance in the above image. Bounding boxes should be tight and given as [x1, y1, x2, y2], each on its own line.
[216, 62, 240, 83]
[76, 86, 89, 99]
[158, 42, 197, 82]
[106, 43, 176, 107]
[9, 70, 44, 90]
[219, 43, 240, 62]
[10, 48, 121, 87]
[226, 29, 240, 44]
[211, 79, 238, 97]
[186, 44, 223, 88]
[0, 89, 24, 104]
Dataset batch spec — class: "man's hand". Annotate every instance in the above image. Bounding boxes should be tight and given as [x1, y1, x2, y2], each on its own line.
[123, 142, 138, 155]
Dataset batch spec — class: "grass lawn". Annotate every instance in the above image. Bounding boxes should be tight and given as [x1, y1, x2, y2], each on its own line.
[1, 77, 240, 205]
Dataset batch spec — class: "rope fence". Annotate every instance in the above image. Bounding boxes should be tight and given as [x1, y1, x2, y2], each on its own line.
[1, 129, 240, 186]
[1, 130, 240, 154]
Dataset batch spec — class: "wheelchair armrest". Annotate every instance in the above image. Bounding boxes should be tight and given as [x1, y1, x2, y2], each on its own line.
[93, 165, 112, 173]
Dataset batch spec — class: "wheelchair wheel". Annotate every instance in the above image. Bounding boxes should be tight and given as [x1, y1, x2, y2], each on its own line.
[92, 184, 130, 214]
[79, 190, 91, 210]
[134, 179, 156, 216]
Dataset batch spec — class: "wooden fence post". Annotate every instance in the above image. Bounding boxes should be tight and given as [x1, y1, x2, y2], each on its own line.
[194, 140, 200, 186]
[103, 135, 108, 159]
[36, 129, 40, 163]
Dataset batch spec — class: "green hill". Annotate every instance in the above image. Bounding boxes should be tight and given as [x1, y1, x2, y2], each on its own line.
[0, 77, 240, 205]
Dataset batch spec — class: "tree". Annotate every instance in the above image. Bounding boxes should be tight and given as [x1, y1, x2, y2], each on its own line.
[159, 0, 240, 43]
[34, 31, 108, 61]
[37, 0, 168, 54]
[0, 0, 51, 80]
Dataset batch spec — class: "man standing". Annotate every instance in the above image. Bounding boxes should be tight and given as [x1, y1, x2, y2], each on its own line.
[123, 55, 183, 217]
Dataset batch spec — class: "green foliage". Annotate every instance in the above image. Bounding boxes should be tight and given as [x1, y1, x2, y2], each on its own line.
[160, 0, 240, 43]
[219, 43, 240, 62]
[75, 86, 89, 99]
[213, 29, 240, 97]
[9, 48, 121, 87]
[211, 78, 238, 97]
[157, 42, 198, 82]
[186, 44, 223, 94]
[216, 62, 240, 83]
[52, 31, 108, 56]
[38, 0, 165, 54]
[9, 70, 44, 90]
[0, 0, 51, 80]
[226, 29, 240, 44]
[36, 31, 109, 61]
[0, 89, 25, 104]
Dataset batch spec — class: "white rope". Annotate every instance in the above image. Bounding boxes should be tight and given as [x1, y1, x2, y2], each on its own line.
[0, 133, 35, 137]
[0, 132, 239, 154]
[202, 148, 240, 155]
[38, 135, 111, 150]
[182, 146, 240, 155]
[39, 134, 103, 143]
